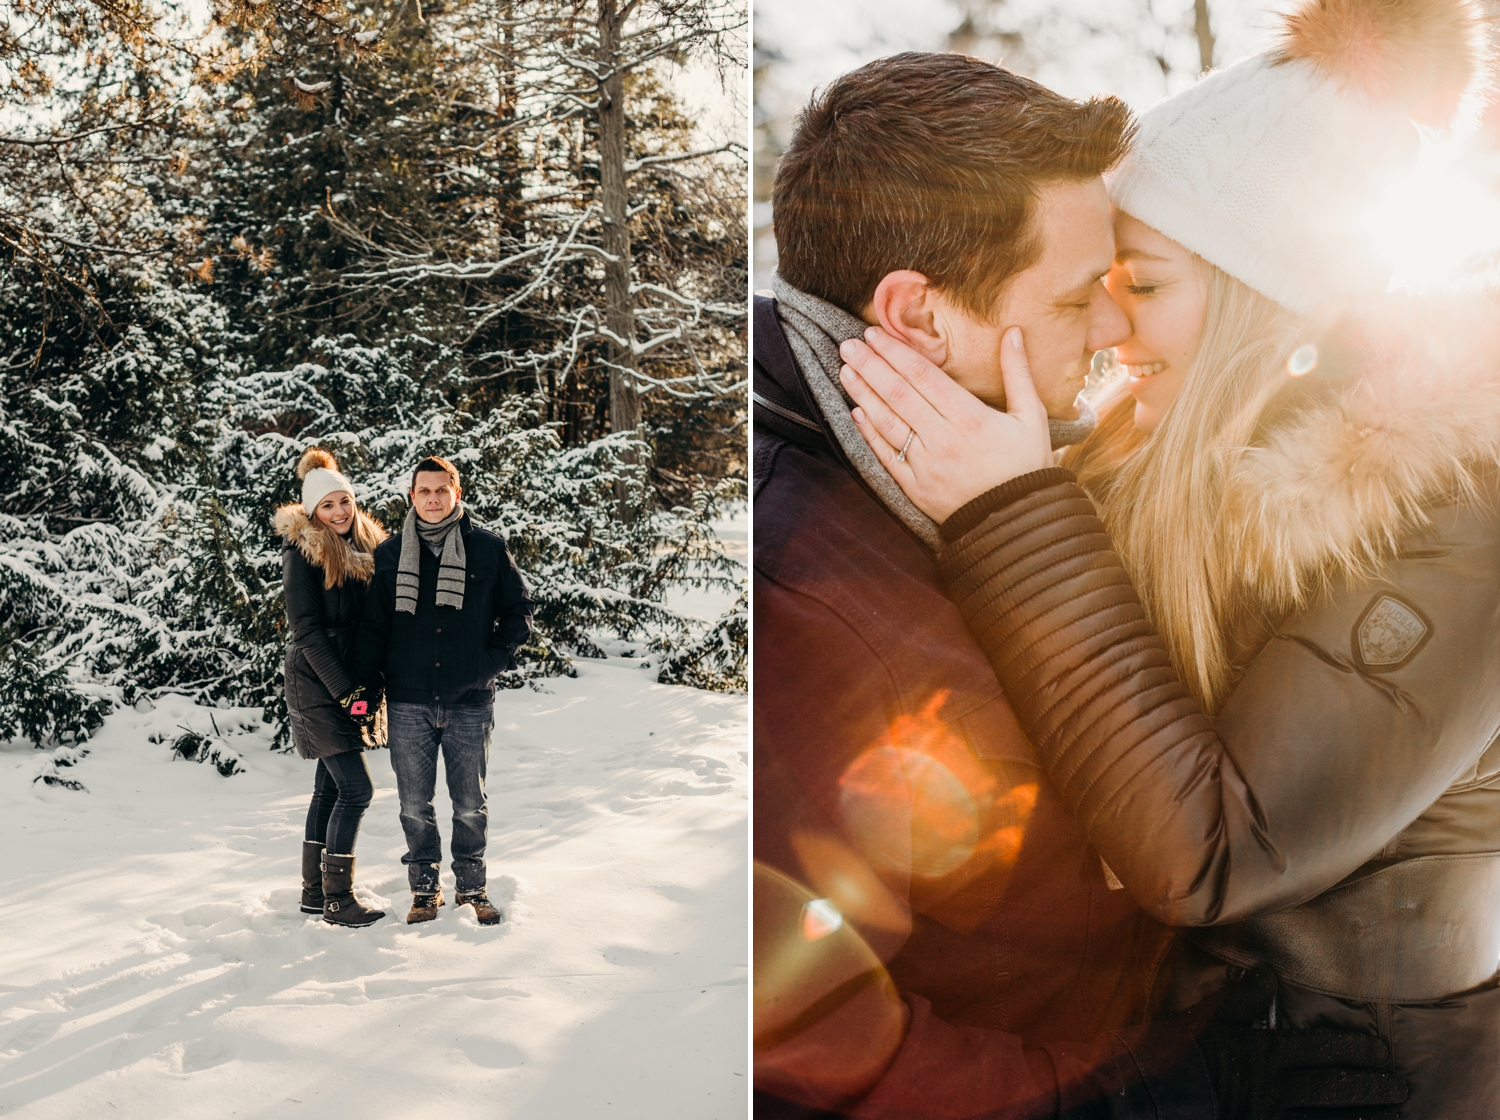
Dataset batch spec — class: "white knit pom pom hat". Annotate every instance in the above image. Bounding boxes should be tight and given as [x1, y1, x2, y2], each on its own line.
[296, 447, 355, 513]
[1108, 0, 1486, 317]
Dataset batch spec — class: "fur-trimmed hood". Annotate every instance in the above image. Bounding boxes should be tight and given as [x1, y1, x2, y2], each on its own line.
[1215, 296, 1500, 622]
[274, 503, 386, 585]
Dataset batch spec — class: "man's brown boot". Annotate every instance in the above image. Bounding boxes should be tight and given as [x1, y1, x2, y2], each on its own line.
[300, 841, 325, 914]
[407, 890, 445, 924]
[457, 889, 503, 926]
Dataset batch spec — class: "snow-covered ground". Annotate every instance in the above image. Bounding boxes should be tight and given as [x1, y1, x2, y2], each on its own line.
[0, 576, 747, 1117]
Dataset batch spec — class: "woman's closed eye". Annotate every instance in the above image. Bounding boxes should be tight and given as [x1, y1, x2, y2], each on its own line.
[1125, 282, 1158, 296]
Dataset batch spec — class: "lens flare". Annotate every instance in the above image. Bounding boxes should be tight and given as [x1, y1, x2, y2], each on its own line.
[1361, 133, 1500, 294]
[1287, 344, 1319, 377]
[839, 744, 981, 879]
[753, 863, 907, 1107]
[832, 690, 1039, 931]
[800, 898, 843, 941]
[788, 829, 911, 953]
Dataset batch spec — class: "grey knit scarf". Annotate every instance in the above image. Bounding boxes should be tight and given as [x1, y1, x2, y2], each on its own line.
[771, 277, 1097, 551]
[396, 503, 466, 614]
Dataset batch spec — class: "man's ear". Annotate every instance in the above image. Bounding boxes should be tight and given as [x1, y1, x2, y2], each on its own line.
[866, 271, 950, 368]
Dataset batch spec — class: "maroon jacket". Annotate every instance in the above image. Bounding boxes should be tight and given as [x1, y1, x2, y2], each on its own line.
[752, 303, 1215, 1118]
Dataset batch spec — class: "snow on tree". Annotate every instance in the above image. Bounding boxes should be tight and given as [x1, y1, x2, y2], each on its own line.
[360, 0, 749, 460]
[0, 0, 747, 751]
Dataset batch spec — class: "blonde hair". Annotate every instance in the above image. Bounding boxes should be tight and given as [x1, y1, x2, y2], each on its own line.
[1064, 264, 1307, 712]
[306, 507, 387, 589]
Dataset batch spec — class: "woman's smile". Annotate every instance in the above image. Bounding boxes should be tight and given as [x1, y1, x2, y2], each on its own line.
[315, 492, 356, 534]
[1104, 211, 1210, 433]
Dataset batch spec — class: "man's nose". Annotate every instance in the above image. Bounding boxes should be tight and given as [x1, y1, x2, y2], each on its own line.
[1086, 281, 1132, 352]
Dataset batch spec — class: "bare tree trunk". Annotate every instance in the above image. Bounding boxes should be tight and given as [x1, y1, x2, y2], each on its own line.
[597, 0, 640, 437]
[499, 0, 515, 118]
[1193, 0, 1214, 74]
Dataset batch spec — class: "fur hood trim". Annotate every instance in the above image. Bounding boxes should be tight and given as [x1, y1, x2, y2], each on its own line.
[1216, 298, 1500, 617]
[274, 504, 384, 582]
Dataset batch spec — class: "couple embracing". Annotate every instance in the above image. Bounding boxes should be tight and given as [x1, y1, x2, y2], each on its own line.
[756, 1, 1500, 1118]
[275, 450, 534, 929]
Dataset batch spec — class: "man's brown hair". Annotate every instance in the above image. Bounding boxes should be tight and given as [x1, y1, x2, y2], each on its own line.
[772, 52, 1134, 319]
[410, 455, 461, 493]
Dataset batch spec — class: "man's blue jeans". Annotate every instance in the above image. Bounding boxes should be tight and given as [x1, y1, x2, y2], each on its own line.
[387, 702, 493, 893]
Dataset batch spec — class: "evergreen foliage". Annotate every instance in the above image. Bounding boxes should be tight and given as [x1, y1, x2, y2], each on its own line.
[654, 586, 747, 692]
[1, 0, 747, 750]
[0, 626, 112, 746]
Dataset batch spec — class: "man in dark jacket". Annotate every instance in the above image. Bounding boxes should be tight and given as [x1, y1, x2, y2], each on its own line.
[754, 52, 1405, 1119]
[357, 455, 535, 926]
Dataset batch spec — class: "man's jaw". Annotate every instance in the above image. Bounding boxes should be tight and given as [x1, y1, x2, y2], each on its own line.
[960, 352, 1090, 418]
[1042, 358, 1093, 420]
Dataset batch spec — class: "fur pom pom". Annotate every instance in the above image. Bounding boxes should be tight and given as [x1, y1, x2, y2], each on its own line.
[296, 446, 338, 480]
[1276, 0, 1486, 124]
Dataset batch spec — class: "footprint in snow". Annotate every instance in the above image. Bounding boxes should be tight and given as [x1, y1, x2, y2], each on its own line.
[0, 1016, 59, 1055]
[161, 1037, 237, 1073]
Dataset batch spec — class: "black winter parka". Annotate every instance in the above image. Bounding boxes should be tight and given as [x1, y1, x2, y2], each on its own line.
[277, 506, 377, 759]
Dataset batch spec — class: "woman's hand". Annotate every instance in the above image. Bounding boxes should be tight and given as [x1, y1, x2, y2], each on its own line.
[839, 325, 1054, 524]
[340, 685, 377, 727]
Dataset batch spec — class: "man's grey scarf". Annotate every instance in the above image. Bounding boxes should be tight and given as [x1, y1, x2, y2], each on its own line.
[771, 277, 1097, 551]
[396, 503, 467, 614]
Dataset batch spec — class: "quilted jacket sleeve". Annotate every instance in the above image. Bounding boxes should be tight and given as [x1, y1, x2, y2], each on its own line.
[939, 475, 1500, 927]
[283, 547, 357, 701]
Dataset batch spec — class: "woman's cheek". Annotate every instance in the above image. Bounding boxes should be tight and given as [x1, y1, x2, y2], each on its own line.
[1163, 294, 1196, 369]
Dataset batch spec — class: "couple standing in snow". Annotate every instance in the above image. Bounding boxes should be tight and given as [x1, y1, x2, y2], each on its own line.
[274, 450, 535, 929]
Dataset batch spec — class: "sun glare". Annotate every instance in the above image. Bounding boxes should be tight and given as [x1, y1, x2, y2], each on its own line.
[801, 898, 844, 941]
[1363, 133, 1500, 294]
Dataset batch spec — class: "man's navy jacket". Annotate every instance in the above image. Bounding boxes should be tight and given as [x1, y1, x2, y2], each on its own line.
[357, 512, 535, 706]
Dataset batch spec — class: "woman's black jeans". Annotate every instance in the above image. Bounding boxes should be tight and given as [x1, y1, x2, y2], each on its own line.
[304, 752, 373, 855]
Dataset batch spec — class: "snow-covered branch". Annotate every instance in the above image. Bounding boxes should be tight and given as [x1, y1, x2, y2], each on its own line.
[0, 111, 175, 147]
[624, 141, 745, 173]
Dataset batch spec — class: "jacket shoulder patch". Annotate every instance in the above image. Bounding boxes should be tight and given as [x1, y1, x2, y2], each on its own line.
[1353, 593, 1432, 672]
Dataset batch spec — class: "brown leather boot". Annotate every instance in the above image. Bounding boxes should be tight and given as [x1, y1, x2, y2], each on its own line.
[300, 841, 325, 914]
[457, 889, 503, 926]
[407, 890, 445, 924]
[321, 853, 385, 927]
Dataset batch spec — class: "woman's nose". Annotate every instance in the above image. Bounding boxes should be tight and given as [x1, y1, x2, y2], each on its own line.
[1087, 283, 1133, 352]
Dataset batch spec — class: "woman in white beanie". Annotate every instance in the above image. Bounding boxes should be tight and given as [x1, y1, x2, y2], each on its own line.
[839, 0, 1500, 1113]
[274, 447, 389, 928]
